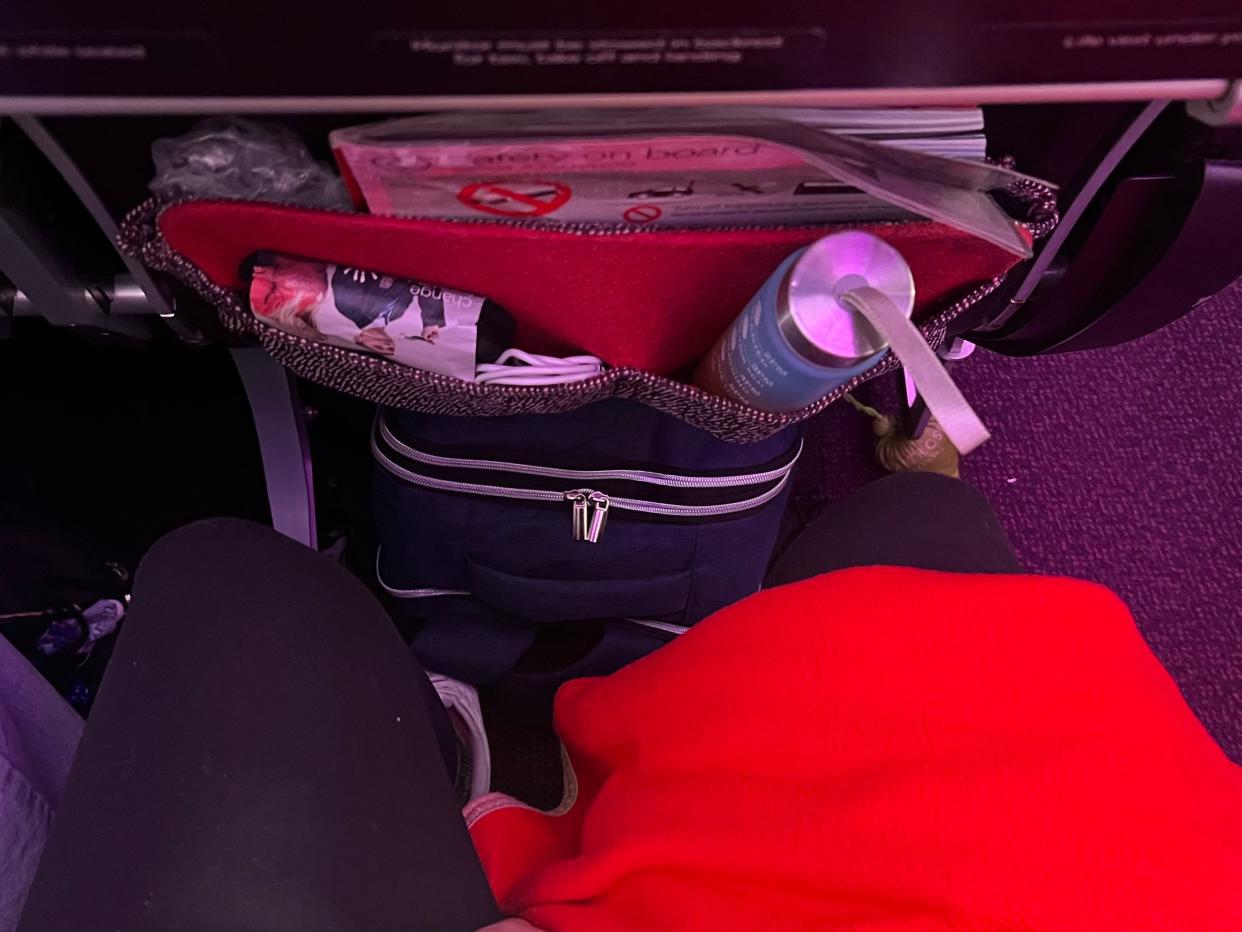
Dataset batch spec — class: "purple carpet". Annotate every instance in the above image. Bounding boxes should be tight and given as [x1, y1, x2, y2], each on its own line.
[799, 281, 1242, 762]
[956, 282, 1242, 761]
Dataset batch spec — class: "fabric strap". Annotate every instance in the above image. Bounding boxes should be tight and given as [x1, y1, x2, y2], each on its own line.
[842, 285, 991, 455]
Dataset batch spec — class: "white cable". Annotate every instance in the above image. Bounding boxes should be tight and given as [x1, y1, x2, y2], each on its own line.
[476, 348, 605, 386]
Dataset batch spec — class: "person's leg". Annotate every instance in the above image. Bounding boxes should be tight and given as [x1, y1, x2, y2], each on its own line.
[0, 635, 84, 932]
[18, 518, 500, 932]
[768, 471, 1020, 587]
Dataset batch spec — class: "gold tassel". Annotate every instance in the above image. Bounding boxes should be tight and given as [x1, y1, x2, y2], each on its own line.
[843, 393, 961, 479]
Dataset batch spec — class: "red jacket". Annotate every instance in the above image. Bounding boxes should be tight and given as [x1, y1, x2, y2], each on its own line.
[467, 568, 1242, 931]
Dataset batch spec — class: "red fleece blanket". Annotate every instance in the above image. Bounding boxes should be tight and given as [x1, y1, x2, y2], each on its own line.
[156, 202, 1022, 374]
[467, 568, 1242, 931]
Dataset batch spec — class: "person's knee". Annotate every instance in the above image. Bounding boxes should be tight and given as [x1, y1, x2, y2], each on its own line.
[139, 518, 299, 574]
[854, 472, 1005, 544]
[869, 469, 965, 494]
[132, 517, 312, 623]
[867, 471, 990, 511]
[150, 517, 285, 552]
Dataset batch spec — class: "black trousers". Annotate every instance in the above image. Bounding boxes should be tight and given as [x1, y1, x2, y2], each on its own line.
[768, 471, 1020, 584]
[19, 472, 1015, 932]
[17, 517, 503, 932]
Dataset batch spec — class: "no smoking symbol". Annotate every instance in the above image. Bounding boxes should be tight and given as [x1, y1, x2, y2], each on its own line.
[457, 181, 572, 218]
[623, 204, 662, 224]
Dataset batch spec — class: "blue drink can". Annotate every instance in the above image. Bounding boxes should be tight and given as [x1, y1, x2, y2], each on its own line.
[695, 232, 915, 413]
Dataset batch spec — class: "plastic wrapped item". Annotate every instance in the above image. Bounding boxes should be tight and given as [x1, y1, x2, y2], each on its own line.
[245, 252, 515, 381]
[150, 118, 351, 209]
[331, 109, 1049, 256]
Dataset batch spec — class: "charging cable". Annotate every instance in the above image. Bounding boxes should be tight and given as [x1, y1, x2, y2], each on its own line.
[476, 348, 606, 386]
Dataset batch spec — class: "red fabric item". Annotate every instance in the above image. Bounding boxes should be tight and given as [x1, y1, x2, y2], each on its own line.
[467, 568, 1242, 931]
[157, 202, 1024, 374]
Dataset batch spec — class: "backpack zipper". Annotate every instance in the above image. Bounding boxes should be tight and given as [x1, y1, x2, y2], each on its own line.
[626, 618, 691, 637]
[378, 413, 801, 489]
[372, 430, 792, 544]
[566, 489, 611, 543]
[374, 549, 469, 599]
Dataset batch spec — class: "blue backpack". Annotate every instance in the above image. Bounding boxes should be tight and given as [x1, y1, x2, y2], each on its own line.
[372, 400, 801, 712]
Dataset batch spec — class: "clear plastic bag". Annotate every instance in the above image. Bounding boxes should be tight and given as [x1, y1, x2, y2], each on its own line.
[332, 109, 1049, 256]
[150, 118, 351, 210]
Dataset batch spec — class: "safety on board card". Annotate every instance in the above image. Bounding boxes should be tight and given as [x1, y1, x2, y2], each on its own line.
[332, 134, 910, 227]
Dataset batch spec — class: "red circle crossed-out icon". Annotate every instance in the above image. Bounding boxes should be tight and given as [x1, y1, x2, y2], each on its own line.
[457, 181, 572, 218]
[623, 204, 663, 224]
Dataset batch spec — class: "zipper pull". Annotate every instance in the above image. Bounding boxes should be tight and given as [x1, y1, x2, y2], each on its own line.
[586, 492, 610, 543]
[565, 490, 591, 541]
